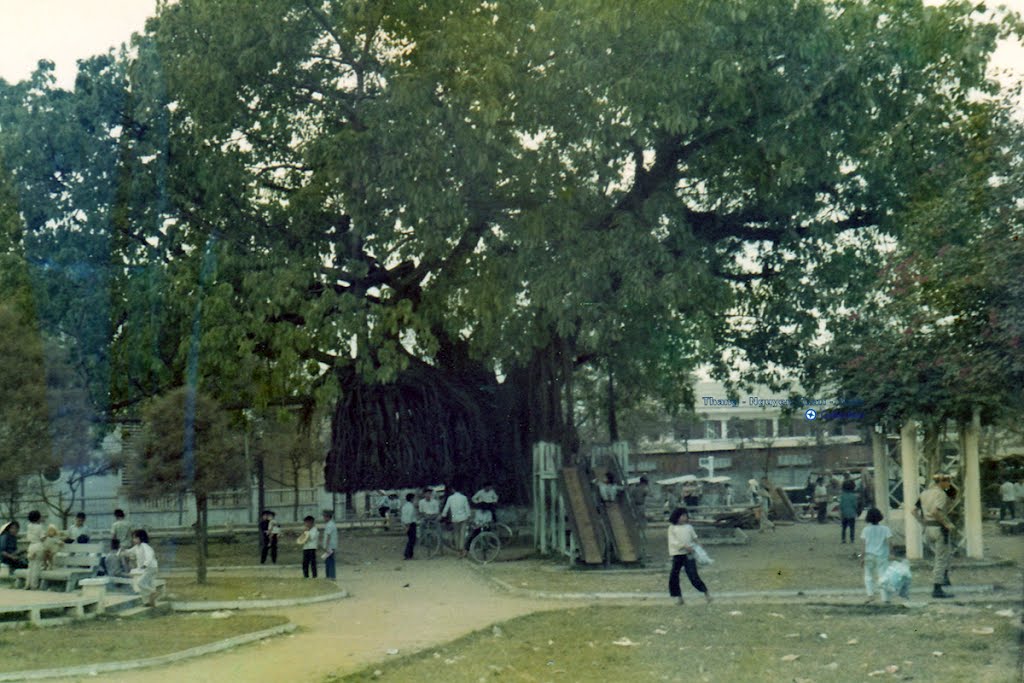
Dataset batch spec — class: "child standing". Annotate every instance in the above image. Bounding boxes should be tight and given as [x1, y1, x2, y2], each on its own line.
[299, 515, 319, 578]
[860, 507, 892, 602]
[110, 509, 132, 550]
[24, 510, 45, 590]
[667, 507, 712, 605]
[839, 480, 859, 543]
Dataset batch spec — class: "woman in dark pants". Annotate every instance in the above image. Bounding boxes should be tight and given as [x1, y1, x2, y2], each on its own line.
[667, 507, 712, 605]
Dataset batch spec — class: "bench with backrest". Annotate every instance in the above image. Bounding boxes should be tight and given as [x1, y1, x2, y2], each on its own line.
[12, 542, 102, 592]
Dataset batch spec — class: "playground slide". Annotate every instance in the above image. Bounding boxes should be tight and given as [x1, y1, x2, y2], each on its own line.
[592, 457, 644, 563]
[558, 466, 606, 564]
[602, 499, 641, 563]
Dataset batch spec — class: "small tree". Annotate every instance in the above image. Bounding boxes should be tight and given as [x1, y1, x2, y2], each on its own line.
[132, 387, 243, 583]
[0, 303, 54, 517]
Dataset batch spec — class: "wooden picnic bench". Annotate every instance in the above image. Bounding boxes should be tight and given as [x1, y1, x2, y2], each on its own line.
[11, 543, 102, 592]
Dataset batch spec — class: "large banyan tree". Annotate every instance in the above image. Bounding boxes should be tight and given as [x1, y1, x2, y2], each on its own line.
[1, 0, 1017, 500]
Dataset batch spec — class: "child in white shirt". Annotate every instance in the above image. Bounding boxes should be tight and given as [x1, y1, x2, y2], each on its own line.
[860, 507, 893, 602]
[120, 529, 160, 606]
[299, 515, 319, 578]
[666, 507, 711, 605]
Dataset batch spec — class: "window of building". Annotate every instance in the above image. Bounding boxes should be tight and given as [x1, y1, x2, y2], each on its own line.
[702, 420, 722, 439]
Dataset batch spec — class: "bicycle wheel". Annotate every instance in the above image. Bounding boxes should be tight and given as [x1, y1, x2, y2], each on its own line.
[495, 522, 515, 545]
[420, 526, 442, 558]
[469, 531, 501, 564]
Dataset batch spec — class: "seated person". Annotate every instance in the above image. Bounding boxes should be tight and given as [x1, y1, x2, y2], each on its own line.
[598, 472, 623, 503]
[65, 512, 90, 544]
[0, 521, 27, 570]
[101, 539, 127, 577]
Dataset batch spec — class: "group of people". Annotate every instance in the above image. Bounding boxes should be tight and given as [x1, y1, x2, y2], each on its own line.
[292, 510, 338, 580]
[0, 509, 160, 606]
[271, 482, 502, 578]
[847, 472, 958, 602]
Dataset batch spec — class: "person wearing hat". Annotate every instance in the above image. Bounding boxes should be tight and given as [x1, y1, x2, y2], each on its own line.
[914, 473, 957, 598]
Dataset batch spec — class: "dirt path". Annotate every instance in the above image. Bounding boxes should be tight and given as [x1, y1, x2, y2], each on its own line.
[66, 557, 570, 683]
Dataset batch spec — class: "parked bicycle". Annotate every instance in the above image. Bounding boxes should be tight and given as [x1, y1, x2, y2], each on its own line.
[419, 517, 504, 563]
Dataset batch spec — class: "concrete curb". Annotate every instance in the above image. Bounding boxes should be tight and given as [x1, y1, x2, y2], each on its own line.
[483, 572, 1010, 603]
[0, 623, 296, 681]
[162, 565, 302, 575]
[171, 589, 349, 611]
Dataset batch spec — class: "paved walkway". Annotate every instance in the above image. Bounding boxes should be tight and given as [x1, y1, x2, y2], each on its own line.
[61, 558, 570, 683]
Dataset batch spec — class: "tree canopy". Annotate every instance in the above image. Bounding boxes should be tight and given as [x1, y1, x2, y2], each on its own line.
[1, 0, 1020, 497]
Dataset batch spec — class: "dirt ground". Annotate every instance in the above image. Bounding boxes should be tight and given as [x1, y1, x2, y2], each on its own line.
[48, 520, 1023, 683]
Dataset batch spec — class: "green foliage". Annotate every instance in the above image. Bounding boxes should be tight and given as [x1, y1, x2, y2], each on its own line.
[1, 0, 1019, 490]
[133, 387, 244, 499]
[808, 104, 1024, 429]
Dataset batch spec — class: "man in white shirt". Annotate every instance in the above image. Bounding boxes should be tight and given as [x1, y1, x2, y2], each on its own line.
[441, 484, 471, 558]
[400, 493, 418, 560]
[999, 479, 1016, 520]
[467, 483, 499, 552]
[418, 488, 440, 521]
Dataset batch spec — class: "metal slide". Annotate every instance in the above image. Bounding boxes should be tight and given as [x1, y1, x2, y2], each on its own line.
[592, 456, 645, 563]
[557, 464, 607, 564]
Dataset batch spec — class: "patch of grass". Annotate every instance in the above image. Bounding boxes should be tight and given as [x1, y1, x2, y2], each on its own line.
[0, 613, 288, 673]
[166, 575, 341, 602]
[485, 555, 1023, 596]
[337, 604, 1020, 682]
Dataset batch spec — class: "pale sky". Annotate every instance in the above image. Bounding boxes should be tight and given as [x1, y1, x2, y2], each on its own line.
[0, 0, 159, 87]
[0, 0, 1020, 90]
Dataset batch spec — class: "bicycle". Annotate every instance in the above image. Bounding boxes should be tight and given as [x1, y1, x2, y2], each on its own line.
[419, 518, 501, 563]
[466, 522, 502, 564]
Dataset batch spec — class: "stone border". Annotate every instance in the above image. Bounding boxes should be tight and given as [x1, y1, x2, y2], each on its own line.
[482, 572, 1006, 602]
[0, 623, 296, 681]
[171, 588, 349, 611]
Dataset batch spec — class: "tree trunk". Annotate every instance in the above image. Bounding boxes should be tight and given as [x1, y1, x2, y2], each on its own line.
[323, 334, 576, 504]
[195, 494, 208, 584]
[607, 364, 619, 443]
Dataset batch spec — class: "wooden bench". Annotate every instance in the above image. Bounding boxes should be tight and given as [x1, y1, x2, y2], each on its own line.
[12, 543, 102, 592]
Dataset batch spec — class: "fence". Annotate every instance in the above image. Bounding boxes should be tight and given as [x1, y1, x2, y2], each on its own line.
[3, 484, 384, 532]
